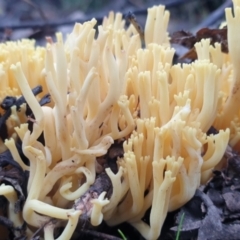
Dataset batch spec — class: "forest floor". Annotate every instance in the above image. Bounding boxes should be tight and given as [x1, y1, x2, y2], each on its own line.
[0, 0, 237, 240]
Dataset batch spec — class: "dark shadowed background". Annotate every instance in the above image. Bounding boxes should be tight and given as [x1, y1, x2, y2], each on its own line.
[0, 0, 230, 45]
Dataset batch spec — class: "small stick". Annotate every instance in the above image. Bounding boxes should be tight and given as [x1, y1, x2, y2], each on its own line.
[126, 12, 145, 42]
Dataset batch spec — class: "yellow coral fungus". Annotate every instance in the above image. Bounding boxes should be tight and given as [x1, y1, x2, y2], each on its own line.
[0, 1, 239, 240]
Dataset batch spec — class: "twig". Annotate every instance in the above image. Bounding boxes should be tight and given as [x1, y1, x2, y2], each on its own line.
[126, 12, 144, 41]
[21, 0, 48, 22]
[0, 0, 200, 31]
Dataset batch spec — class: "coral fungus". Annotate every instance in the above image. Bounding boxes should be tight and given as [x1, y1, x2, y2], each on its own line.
[0, 1, 240, 239]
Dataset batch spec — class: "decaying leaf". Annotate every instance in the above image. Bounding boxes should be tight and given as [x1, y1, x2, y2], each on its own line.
[222, 191, 240, 213]
[170, 27, 228, 60]
[0, 149, 28, 239]
[0, 85, 51, 239]
[0, 85, 50, 142]
[171, 147, 240, 239]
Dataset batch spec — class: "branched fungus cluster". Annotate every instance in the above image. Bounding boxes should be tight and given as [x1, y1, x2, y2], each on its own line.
[0, 1, 240, 239]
